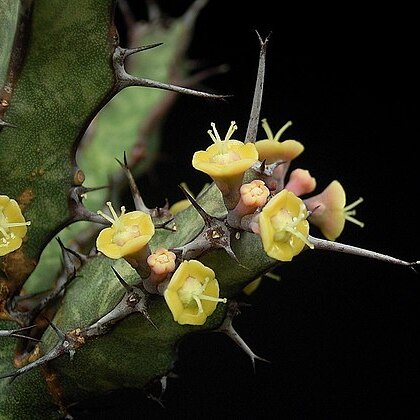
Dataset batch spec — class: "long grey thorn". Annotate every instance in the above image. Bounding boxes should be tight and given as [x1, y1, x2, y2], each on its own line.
[113, 46, 231, 99]
[245, 31, 271, 143]
[214, 300, 270, 372]
[56, 237, 86, 277]
[0, 319, 81, 381]
[69, 186, 109, 224]
[82, 267, 156, 338]
[308, 235, 420, 273]
[119, 43, 164, 60]
[110, 266, 133, 292]
[115, 152, 149, 213]
[0, 325, 40, 342]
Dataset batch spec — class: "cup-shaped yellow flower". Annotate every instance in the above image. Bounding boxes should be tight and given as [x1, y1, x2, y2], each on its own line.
[259, 189, 313, 261]
[304, 180, 364, 241]
[164, 259, 227, 325]
[0, 195, 31, 256]
[192, 121, 258, 209]
[255, 119, 304, 164]
[284, 168, 317, 197]
[96, 201, 155, 259]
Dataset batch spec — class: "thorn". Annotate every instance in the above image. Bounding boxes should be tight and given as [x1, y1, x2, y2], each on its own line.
[223, 243, 240, 264]
[79, 185, 109, 194]
[245, 29, 271, 143]
[259, 159, 266, 173]
[155, 218, 176, 231]
[43, 317, 65, 341]
[115, 153, 149, 213]
[307, 204, 321, 217]
[179, 184, 212, 226]
[56, 237, 87, 265]
[309, 235, 420, 269]
[0, 119, 17, 128]
[0, 326, 81, 380]
[215, 300, 270, 372]
[409, 261, 419, 274]
[69, 186, 108, 224]
[111, 266, 132, 293]
[0, 325, 41, 342]
[112, 45, 230, 100]
[56, 237, 85, 276]
[142, 310, 158, 330]
[121, 43, 163, 59]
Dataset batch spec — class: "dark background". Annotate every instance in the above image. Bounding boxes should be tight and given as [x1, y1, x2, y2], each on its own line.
[77, 1, 420, 418]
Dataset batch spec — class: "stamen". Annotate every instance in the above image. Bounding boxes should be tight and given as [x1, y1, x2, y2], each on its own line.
[197, 294, 228, 304]
[225, 121, 238, 141]
[208, 129, 218, 144]
[96, 209, 115, 225]
[261, 118, 274, 140]
[345, 215, 365, 228]
[344, 197, 364, 211]
[194, 295, 204, 313]
[274, 120, 293, 142]
[0, 226, 10, 239]
[106, 201, 119, 221]
[344, 197, 364, 227]
[5, 221, 31, 228]
[211, 122, 221, 141]
[284, 225, 314, 248]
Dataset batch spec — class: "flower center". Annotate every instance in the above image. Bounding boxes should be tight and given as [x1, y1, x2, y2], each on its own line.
[208, 121, 240, 164]
[178, 276, 227, 314]
[0, 207, 31, 244]
[270, 202, 313, 248]
[211, 150, 241, 165]
[97, 201, 141, 246]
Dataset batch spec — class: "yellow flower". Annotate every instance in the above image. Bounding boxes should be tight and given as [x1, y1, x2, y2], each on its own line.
[259, 189, 313, 261]
[0, 195, 31, 256]
[304, 180, 364, 241]
[192, 121, 258, 181]
[96, 201, 154, 259]
[164, 260, 227, 325]
[255, 119, 304, 164]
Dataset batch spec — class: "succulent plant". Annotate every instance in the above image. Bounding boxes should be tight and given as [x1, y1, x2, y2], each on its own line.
[1, 1, 418, 418]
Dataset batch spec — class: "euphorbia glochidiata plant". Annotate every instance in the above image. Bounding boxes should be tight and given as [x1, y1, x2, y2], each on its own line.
[0, 1, 418, 418]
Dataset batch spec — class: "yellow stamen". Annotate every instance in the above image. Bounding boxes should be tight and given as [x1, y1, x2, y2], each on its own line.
[344, 197, 364, 228]
[274, 120, 293, 142]
[261, 118, 293, 142]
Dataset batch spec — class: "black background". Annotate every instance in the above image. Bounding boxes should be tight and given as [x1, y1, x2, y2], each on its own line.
[76, 1, 420, 418]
